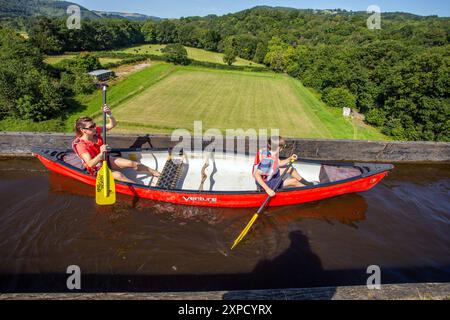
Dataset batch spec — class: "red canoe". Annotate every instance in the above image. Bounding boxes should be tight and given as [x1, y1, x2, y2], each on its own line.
[33, 147, 393, 208]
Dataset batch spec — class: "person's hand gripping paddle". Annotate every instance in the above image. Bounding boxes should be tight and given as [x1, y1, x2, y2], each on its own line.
[95, 85, 116, 205]
[231, 155, 297, 249]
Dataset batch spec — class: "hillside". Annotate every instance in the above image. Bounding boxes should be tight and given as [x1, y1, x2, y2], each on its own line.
[0, 0, 162, 21]
[92, 10, 161, 21]
[0, 0, 101, 20]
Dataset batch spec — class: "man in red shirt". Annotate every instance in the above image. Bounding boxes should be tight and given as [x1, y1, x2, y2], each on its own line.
[72, 105, 160, 183]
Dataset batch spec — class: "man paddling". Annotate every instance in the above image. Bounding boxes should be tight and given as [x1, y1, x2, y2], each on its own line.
[253, 136, 315, 197]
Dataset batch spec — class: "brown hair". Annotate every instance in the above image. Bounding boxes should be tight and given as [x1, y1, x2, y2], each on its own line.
[74, 116, 94, 137]
[268, 136, 286, 150]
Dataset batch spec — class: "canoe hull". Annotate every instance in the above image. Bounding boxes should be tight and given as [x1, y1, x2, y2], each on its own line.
[35, 150, 391, 208]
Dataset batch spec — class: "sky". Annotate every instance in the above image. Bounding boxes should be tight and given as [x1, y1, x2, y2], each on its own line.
[75, 0, 450, 18]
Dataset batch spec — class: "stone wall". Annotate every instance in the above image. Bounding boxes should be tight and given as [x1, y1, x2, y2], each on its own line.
[0, 283, 448, 300]
[1, 132, 449, 162]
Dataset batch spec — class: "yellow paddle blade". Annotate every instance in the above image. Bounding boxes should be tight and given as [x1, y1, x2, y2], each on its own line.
[231, 213, 259, 250]
[96, 161, 116, 205]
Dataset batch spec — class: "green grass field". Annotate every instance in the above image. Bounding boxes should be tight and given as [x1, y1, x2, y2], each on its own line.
[92, 64, 386, 140]
[44, 55, 76, 65]
[119, 44, 264, 67]
[45, 55, 123, 66]
[44, 44, 262, 69]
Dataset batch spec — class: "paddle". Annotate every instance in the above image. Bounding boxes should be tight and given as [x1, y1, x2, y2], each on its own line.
[95, 85, 116, 205]
[231, 157, 296, 250]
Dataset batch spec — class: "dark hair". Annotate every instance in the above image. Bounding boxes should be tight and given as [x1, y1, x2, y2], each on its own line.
[268, 136, 286, 150]
[74, 116, 94, 137]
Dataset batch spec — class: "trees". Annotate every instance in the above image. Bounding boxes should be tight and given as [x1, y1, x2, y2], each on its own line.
[200, 30, 221, 51]
[253, 42, 268, 63]
[322, 87, 357, 110]
[154, 20, 177, 44]
[73, 53, 102, 72]
[376, 47, 450, 141]
[264, 37, 287, 72]
[222, 37, 238, 66]
[56, 53, 101, 95]
[28, 17, 63, 54]
[15, 74, 64, 121]
[141, 21, 156, 43]
[162, 43, 190, 65]
[0, 28, 65, 121]
[28, 18, 144, 52]
[233, 34, 258, 60]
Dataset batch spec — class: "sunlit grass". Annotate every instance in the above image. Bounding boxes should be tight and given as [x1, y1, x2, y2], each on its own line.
[119, 44, 264, 67]
[106, 65, 386, 140]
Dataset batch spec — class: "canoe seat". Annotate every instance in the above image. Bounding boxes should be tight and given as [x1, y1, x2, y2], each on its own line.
[63, 152, 87, 172]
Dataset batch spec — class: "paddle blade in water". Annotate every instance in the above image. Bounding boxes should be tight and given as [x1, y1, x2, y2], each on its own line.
[96, 161, 116, 205]
[231, 213, 259, 250]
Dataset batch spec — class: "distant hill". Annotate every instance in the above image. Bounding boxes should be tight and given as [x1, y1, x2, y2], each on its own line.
[0, 0, 101, 19]
[0, 0, 162, 21]
[92, 10, 161, 21]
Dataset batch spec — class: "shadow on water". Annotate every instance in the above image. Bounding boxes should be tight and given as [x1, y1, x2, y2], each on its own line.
[251, 231, 326, 288]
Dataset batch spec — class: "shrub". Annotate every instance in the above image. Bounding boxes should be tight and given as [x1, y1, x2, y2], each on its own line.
[365, 108, 387, 127]
[322, 87, 357, 109]
[162, 43, 190, 65]
[73, 73, 96, 95]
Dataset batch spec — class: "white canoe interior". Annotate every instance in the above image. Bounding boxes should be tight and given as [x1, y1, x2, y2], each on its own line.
[118, 150, 325, 192]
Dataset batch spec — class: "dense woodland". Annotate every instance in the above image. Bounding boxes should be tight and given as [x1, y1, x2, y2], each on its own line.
[0, 6, 448, 141]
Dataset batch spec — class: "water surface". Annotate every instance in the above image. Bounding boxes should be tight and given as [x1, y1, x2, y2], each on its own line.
[0, 158, 449, 292]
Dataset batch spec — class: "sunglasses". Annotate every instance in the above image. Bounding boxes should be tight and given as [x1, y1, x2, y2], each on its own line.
[83, 123, 96, 130]
[270, 144, 287, 151]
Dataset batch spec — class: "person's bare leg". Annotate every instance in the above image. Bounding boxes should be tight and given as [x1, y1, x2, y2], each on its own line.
[288, 167, 304, 182]
[280, 167, 305, 182]
[110, 157, 160, 176]
[278, 168, 305, 188]
[136, 163, 160, 177]
[112, 170, 135, 184]
[283, 177, 305, 188]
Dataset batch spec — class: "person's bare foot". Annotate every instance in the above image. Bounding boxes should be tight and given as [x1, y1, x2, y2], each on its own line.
[150, 169, 161, 177]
